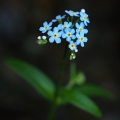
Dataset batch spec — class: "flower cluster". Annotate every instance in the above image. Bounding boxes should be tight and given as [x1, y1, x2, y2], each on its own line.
[37, 9, 90, 60]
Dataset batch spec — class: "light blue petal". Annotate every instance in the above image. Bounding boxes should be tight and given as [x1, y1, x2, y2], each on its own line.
[54, 27, 58, 32]
[62, 15, 66, 18]
[76, 29, 80, 33]
[66, 37, 71, 42]
[80, 22, 84, 28]
[71, 29, 75, 34]
[84, 21, 87, 26]
[49, 22, 52, 26]
[70, 41, 74, 44]
[65, 10, 69, 14]
[80, 32, 84, 36]
[81, 42, 84, 47]
[84, 37, 88, 42]
[55, 38, 61, 44]
[58, 31, 62, 37]
[75, 23, 79, 28]
[48, 26, 52, 30]
[86, 19, 90, 23]
[62, 33, 66, 38]
[84, 13, 88, 17]
[64, 21, 68, 25]
[56, 15, 61, 19]
[39, 27, 44, 31]
[58, 24, 63, 30]
[69, 22, 72, 27]
[52, 19, 57, 22]
[80, 16, 84, 21]
[48, 31, 53, 36]
[43, 21, 47, 26]
[65, 28, 69, 33]
[42, 30, 46, 33]
[83, 29, 88, 34]
[80, 12, 84, 16]
[72, 35, 76, 39]
[76, 39, 80, 45]
[76, 33, 80, 38]
[49, 37, 54, 43]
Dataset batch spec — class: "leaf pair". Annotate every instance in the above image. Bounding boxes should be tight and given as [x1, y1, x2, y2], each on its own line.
[5, 58, 114, 118]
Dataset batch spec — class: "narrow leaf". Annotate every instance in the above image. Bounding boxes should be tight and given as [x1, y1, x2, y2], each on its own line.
[61, 89, 102, 118]
[6, 58, 55, 101]
[75, 84, 114, 100]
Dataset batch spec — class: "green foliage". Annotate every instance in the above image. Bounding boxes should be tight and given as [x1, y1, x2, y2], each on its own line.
[6, 58, 55, 101]
[75, 84, 114, 100]
[5, 59, 114, 118]
[66, 62, 86, 89]
[60, 88, 102, 117]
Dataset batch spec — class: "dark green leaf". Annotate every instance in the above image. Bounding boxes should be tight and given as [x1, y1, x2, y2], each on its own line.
[75, 84, 114, 100]
[6, 58, 55, 101]
[61, 89, 102, 117]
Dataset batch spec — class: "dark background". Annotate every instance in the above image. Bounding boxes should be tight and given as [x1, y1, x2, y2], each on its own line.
[0, 0, 120, 120]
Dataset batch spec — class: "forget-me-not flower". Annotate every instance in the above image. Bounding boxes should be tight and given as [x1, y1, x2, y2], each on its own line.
[75, 22, 88, 34]
[80, 10, 90, 26]
[58, 21, 72, 30]
[52, 15, 66, 22]
[65, 10, 79, 17]
[39, 21, 52, 33]
[62, 28, 76, 42]
[47, 27, 62, 44]
[76, 32, 88, 47]
[68, 41, 77, 51]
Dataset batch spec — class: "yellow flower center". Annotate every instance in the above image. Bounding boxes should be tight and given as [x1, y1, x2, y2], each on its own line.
[64, 26, 67, 29]
[53, 34, 57, 38]
[80, 37, 84, 41]
[79, 28, 82, 32]
[68, 33, 71, 37]
[71, 44, 74, 48]
[45, 26, 48, 30]
[71, 11, 74, 14]
[84, 17, 87, 20]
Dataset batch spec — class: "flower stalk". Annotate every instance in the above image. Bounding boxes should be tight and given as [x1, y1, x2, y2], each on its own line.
[47, 42, 68, 120]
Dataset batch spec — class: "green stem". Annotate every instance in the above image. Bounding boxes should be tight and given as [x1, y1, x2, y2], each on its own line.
[47, 43, 68, 120]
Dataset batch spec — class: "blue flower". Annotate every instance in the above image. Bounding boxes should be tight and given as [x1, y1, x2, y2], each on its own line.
[80, 10, 90, 26]
[68, 41, 77, 51]
[75, 22, 88, 34]
[65, 10, 79, 17]
[39, 21, 52, 33]
[52, 15, 66, 22]
[58, 21, 72, 30]
[76, 32, 88, 47]
[47, 27, 62, 44]
[62, 28, 76, 42]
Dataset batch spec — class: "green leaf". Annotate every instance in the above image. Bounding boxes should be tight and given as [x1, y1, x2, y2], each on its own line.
[75, 84, 115, 100]
[75, 84, 114, 100]
[61, 89, 102, 117]
[5, 58, 55, 101]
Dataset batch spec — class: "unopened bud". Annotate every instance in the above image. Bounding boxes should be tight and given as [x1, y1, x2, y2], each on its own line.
[37, 36, 41, 40]
[81, 9, 85, 13]
[42, 36, 46, 40]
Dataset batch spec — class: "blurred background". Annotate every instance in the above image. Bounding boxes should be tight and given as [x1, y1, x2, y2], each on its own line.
[0, 0, 120, 120]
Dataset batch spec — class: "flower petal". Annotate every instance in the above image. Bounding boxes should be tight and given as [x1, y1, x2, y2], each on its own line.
[55, 38, 61, 44]
[49, 37, 54, 43]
